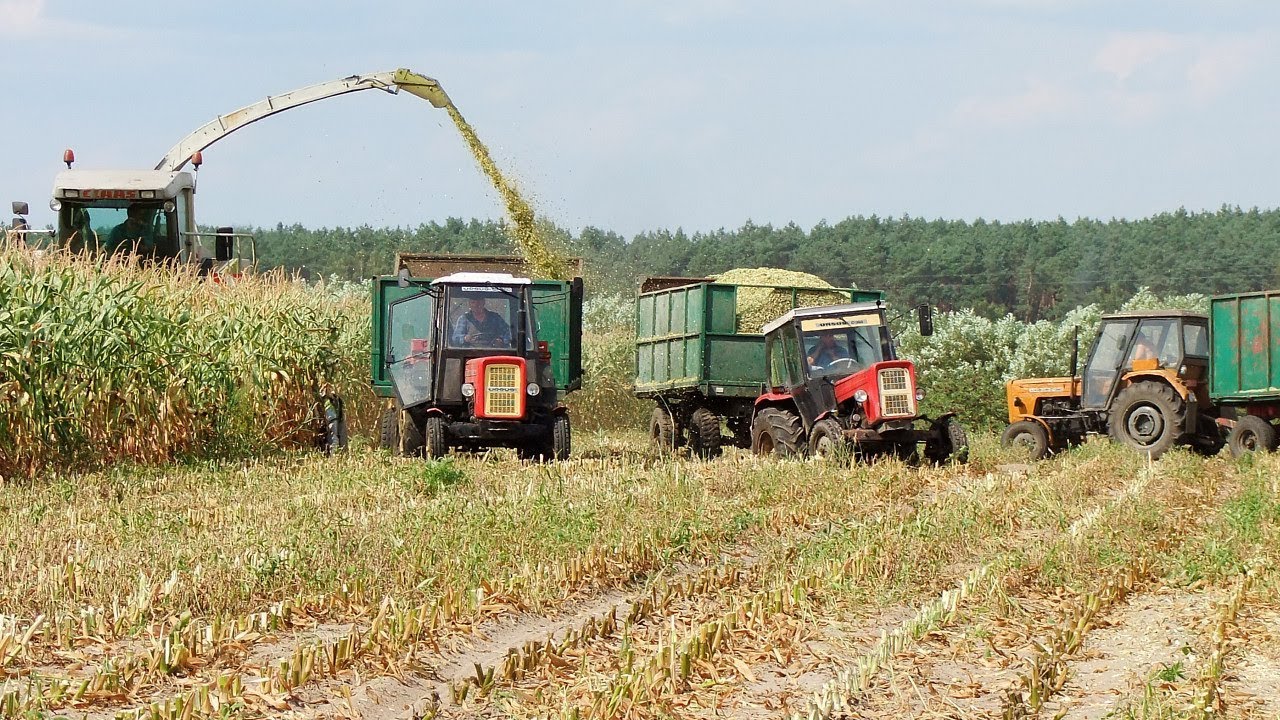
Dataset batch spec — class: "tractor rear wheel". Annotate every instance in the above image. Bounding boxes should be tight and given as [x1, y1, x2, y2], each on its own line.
[688, 407, 723, 459]
[1228, 415, 1277, 458]
[1001, 420, 1049, 461]
[809, 418, 845, 458]
[400, 412, 425, 457]
[751, 408, 805, 458]
[379, 405, 399, 450]
[925, 416, 970, 464]
[650, 406, 679, 453]
[423, 416, 448, 459]
[1108, 382, 1184, 459]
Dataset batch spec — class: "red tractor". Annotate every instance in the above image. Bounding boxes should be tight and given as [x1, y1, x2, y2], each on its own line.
[750, 302, 968, 463]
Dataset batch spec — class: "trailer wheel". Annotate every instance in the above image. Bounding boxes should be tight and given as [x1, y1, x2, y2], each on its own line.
[400, 412, 425, 457]
[379, 405, 399, 450]
[688, 408, 723, 459]
[1000, 420, 1049, 460]
[1108, 382, 1184, 459]
[1228, 415, 1277, 458]
[423, 416, 447, 459]
[925, 416, 970, 464]
[751, 408, 805, 458]
[552, 414, 571, 461]
[808, 418, 845, 458]
[650, 407, 679, 453]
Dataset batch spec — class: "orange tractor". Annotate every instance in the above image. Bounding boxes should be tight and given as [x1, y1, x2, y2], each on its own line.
[1002, 310, 1224, 459]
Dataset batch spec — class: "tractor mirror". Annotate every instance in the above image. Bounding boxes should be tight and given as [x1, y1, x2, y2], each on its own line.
[214, 226, 234, 262]
[397, 268, 411, 288]
[11, 201, 28, 216]
[917, 304, 934, 337]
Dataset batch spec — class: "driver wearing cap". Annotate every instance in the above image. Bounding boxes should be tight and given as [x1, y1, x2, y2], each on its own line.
[452, 297, 512, 348]
[807, 331, 851, 368]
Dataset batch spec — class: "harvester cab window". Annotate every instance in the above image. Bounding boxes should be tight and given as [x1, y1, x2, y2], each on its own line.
[446, 286, 518, 350]
[1082, 319, 1137, 408]
[60, 203, 178, 259]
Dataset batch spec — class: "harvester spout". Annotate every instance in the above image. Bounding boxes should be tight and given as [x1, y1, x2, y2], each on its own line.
[394, 69, 452, 108]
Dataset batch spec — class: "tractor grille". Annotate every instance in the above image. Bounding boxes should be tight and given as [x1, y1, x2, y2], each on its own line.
[483, 364, 522, 418]
[877, 367, 915, 418]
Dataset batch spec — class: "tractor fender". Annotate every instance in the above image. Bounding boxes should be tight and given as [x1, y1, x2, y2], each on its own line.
[421, 407, 448, 418]
[1023, 415, 1058, 448]
[551, 404, 570, 416]
[1121, 370, 1190, 399]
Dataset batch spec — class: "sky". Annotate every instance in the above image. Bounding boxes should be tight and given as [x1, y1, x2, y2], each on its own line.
[2, 1, 1279, 239]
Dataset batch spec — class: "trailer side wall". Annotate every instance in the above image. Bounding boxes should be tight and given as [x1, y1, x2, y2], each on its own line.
[1210, 291, 1280, 402]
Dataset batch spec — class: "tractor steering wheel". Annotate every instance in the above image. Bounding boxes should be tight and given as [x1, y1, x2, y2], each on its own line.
[827, 357, 859, 372]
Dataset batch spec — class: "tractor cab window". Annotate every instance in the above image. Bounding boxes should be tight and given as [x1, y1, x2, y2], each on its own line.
[799, 313, 889, 380]
[446, 286, 522, 350]
[1126, 318, 1180, 368]
[1082, 319, 1136, 408]
[1183, 323, 1209, 357]
[59, 202, 178, 258]
[386, 292, 437, 409]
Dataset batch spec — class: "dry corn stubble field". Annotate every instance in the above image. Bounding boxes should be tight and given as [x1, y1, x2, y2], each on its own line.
[0, 434, 1277, 720]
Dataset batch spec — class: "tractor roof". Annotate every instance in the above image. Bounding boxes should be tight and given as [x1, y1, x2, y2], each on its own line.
[1101, 309, 1207, 321]
[53, 169, 194, 198]
[431, 271, 532, 286]
[761, 301, 884, 335]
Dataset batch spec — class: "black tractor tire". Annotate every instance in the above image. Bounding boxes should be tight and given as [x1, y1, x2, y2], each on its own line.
[688, 407, 723, 459]
[1107, 382, 1185, 459]
[751, 408, 806, 458]
[650, 406, 679, 453]
[808, 418, 846, 458]
[925, 416, 970, 465]
[1191, 414, 1226, 457]
[552, 413, 571, 461]
[1000, 420, 1050, 461]
[892, 441, 921, 465]
[316, 395, 348, 455]
[400, 412, 425, 457]
[1228, 415, 1277, 458]
[423, 415, 448, 459]
[379, 405, 400, 451]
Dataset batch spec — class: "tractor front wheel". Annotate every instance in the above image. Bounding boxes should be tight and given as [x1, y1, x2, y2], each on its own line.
[400, 412, 425, 457]
[1228, 415, 1277, 458]
[423, 416, 448, 459]
[379, 405, 399, 450]
[552, 414, 571, 461]
[1000, 420, 1049, 461]
[1108, 382, 1184, 459]
[751, 408, 805, 458]
[925, 416, 970, 464]
[808, 418, 845, 458]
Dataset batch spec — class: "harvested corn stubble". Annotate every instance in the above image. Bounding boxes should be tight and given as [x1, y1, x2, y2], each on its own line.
[711, 267, 853, 333]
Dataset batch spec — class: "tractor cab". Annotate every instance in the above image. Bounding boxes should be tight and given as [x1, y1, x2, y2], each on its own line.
[752, 302, 967, 463]
[383, 271, 570, 460]
[1080, 311, 1210, 410]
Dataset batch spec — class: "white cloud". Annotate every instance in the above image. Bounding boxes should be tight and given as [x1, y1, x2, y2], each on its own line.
[0, 0, 42, 30]
[952, 80, 1079, 127]
[1092, 31, 1187, 84]
[1187, 35, 1271, 101]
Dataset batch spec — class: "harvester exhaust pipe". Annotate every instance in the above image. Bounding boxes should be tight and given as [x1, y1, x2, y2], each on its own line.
[393, 69, 452, 108]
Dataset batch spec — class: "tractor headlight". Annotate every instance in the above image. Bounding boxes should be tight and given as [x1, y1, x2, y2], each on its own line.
[853, 389, 869, 404]
[49, 198, 61, 211]
[526, 382, 541, 396]
[461, 382, 475, 398]
[915, 389, 925, 401]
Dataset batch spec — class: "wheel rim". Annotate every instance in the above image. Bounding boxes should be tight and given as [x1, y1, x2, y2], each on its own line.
[760, 432, 775, 455]
[1125, 404, 1165, 446]
[1240, 429, 1260, 452]
[1011, 431, 1037, 450]
[814, 433, 835, 456]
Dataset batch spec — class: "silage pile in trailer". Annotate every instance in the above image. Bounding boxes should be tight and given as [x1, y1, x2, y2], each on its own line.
[712, 267, 852, 333]
[0, 251, 371, 478]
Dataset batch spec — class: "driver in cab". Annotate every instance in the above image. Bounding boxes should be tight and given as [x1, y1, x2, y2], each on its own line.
[452, 298, 512, 348]
[806, 331, 851, 370]
[107, 205, 157, 255]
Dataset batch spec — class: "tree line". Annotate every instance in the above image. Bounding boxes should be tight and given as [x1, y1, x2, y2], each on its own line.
[246, 205, 1280, 321]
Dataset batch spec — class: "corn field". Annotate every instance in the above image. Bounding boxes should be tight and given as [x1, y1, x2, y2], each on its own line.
[0, 249, 373, 479]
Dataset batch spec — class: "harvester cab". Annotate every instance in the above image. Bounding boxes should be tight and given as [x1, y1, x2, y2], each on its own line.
[751, 302, 968, 463]
[1003, 310, 1220, 459]
[383, 270, 575, 461]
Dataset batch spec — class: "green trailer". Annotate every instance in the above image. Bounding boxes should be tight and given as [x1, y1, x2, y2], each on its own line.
[1209, 290, 1280, 456]
[633, 276, 882, 457]
[371, 254, 583, 460]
